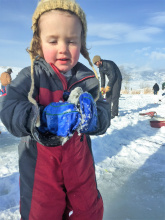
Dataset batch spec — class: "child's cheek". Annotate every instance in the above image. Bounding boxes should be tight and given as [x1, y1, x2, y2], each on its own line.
[72, 48, 80, 63]
[43, 49, 55, 63]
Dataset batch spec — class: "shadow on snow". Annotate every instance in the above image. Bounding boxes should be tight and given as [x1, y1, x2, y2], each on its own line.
[102, 145, 165, 220]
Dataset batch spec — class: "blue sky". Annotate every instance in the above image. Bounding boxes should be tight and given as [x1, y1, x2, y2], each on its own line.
[0, 0, 165, 71]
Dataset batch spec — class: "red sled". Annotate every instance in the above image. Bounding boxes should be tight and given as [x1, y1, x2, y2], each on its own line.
[150, 117, 165, 128]
[139, 111, 157, 118]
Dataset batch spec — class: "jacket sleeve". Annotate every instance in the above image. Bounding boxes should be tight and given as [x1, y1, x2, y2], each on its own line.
[106, 62, 116, 88]
[0, 68, 35, 137]
[7, 74, 11, 84]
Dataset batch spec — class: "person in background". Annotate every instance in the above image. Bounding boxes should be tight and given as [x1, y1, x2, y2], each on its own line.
[162, 82, 165, 97]
[0, 68, 12, 135]
[162, 82, 165, 90]
[0, 0, 110, 219]
[93, 55, 122, 119]
[153, 83, 159, 95]
[0, 68, 12, 95]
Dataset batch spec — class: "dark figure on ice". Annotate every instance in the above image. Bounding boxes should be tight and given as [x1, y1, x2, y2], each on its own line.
[0, 0, 110, 219]
[162, 82, 165, 90]
[0, 68, 12, 95]
[93, 55, 122, 119]
[153, 83, 159, 95]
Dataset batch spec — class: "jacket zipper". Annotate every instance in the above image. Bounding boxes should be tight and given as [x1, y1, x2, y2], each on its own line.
[68, 75, 95, 92]
[50, 63, 67, 91]
[50, 63, 95, 93]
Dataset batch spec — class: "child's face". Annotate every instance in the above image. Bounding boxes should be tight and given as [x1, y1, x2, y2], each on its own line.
[39, 10, 82, 73]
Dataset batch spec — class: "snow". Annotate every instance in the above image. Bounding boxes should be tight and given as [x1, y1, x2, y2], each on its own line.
[0, 94, 165, 220]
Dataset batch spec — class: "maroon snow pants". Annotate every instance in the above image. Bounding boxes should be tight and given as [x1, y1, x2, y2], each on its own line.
[19, 133, 103, 220]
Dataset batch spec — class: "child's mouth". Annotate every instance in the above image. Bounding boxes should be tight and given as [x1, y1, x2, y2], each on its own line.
[58, 58, 69, 61]
[58, 58, 70, 64]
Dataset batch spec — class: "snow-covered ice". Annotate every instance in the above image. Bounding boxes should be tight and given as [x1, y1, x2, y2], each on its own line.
[0, 94, 165, 220]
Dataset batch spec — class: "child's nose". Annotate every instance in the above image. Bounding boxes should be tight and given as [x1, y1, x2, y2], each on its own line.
[59, 42, 68, 53]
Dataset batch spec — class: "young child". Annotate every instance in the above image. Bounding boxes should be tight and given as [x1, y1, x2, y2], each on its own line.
[0, 0, 110, 219]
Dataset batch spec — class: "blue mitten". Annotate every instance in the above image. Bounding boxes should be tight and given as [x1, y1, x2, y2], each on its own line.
[78, 92, 98, 133]
[38, 102, 81, 137]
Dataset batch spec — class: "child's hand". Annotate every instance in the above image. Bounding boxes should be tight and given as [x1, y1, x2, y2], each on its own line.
[100, 87, 105, 94]
[78, 92, 98, 133]
[105, 86, 111, 93]
[39, 102, 81, 137]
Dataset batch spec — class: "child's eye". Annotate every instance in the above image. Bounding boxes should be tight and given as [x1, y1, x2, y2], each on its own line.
[49, 40, 57, 44]
[68, 40, 76, 44]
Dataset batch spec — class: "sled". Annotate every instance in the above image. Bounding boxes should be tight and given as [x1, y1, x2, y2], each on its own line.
[150, 117, 165, 128]
[139, 111, 157, 118]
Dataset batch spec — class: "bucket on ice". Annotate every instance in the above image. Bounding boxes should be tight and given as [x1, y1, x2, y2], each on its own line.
[150, 117, 165, 128]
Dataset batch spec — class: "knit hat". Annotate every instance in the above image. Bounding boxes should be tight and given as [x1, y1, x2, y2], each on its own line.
[93, 55, 101, 64]
[28, 0, 98, 106]
[32, 0, 87, 45]
[7, 68, 12, 73]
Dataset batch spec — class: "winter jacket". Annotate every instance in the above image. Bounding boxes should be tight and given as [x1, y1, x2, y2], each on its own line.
[162, 82, 165, 90]
[0, 58, 109, 219]
[0, 72, 11, 86]
[0, 58, 110, 146]
[153, 83, 159, 92]
[99, 60, 122, 88]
